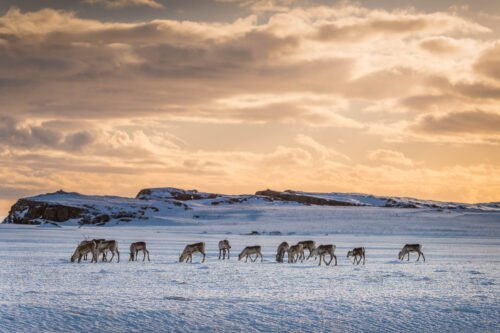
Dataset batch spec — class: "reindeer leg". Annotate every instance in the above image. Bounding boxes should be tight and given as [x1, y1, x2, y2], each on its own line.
[228, 249, 230, 260]
[326, 254, 333, 266]
[421, 252, 425, 262]
[147, 250, 150, 262]
[219, 249, 221, 260]
[333, 254, 337, 266]
[108, 251, 115, 263]
[202, 251, 206, 263]
[363, 255, 365, 265]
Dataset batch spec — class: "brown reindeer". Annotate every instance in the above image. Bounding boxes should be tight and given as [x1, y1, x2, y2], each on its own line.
[399, 244, 425, 262]
[287, 244, 304, 263]
[179, 242, 206, 263]
[97, 240, 120, 263]
[71, 241, 97, 263]
[347, 247, 365, 265]
[275, 241, 289, 263]
[218, 240, 231, 260]
[82, 239, 105, 261]
[311, 244, 337, 266]
[129, 242, 150, 262]
[298, 240, 316, 260]
[238, 246, 263, 263]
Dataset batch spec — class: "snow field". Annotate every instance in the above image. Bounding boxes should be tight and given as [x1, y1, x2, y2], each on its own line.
[0, 218, 499, 332]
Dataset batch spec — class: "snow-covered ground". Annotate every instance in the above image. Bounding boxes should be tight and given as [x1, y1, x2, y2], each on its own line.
[0, 207, 499, 332]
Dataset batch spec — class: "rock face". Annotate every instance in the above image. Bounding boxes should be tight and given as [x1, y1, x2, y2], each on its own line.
[4, 198, 86, 224]
[136, 188, 219, 201]
[255, 189, 359, 206]
[2, 190, 162, 225]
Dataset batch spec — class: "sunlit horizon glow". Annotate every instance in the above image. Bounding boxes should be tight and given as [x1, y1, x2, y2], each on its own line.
[0, 0, 499, 215]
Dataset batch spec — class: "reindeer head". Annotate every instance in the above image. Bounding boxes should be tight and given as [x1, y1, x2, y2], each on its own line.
[179, 251, 188, 263]
[70, 251, 79, 263]
[310, 247, 319, 259]
[398, 250, 404, 260]
[129, 252, 135, 261]
[238, 251, 244, 261]
[346, 250, 353, 258]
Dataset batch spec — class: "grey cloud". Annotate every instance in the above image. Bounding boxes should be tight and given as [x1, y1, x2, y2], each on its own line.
[0, 117, 95, 151]
[315, 18, 429, 42]
[474, 43, 500, 82]
[412, 110, 500, 134]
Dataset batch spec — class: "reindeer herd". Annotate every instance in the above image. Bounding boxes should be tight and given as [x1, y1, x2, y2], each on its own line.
[71, 238, 426, 265]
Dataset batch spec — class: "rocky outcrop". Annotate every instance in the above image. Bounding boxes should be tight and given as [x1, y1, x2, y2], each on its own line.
[137, 188, 219, 201]
[2, 190, 156, 225]
[3, 198, 86, 224]
[255, 189, 359, 206]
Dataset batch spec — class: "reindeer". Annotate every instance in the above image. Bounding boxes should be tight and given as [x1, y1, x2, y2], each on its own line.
[347, 247, 365, 265]
[311, 244, 337, 266]
[218, 240, 231, 260]
[96, 240, 120, 263]
[238, 246, 263, 263]
[297, 240, 316, 260]
[82, 239, 105, 261]
[275, 241, 289, 263]
[179, 242, 206, 263]
[129, 242, 150, 262]
[399, 244, 425, 262]
[287, 244, 304, 263]
[71, 241, 97, 263]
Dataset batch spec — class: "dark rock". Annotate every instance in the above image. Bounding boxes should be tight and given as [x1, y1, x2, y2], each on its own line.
[255, 189, 358, 207]
[3, 199, 85, 224]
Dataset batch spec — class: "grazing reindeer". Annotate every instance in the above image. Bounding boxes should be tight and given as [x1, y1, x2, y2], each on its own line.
[218, 240, 231, 260]
[129, 242, 150, 262]
[97, 240, 120, 263]
[311, 244, 337, 266]
[399, 244, 425, 262]
[82, 239, 105, 261]
[347, 247, 365, 265]
[238, 246, 263, 263]
[287, 244, 304, 263]
[179, 242, 206, 263]
[275, 242, 289, 263]
[298, 240, 316, 260]
[71, 241, 97, 263]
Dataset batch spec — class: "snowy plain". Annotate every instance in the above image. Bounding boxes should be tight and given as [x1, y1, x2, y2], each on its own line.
[0, 206, 499, 333]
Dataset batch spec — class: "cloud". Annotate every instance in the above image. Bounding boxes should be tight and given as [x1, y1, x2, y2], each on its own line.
[368, 149, 413, 167]
[84, 0, 164, 9]
[314, 11, 488, 43]
[419, 37, 460, 55]
[474, 43, 500, 82]
[411, 110, 500, 134]
[0, 117, 95, 151]
[295, 134, 350, 161]
[215, 0, 298, 13]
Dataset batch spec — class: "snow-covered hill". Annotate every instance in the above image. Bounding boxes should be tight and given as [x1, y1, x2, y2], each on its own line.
[2, 187, 499, 225]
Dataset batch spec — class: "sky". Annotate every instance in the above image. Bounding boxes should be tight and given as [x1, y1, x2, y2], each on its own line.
[1, 0, 500, 215]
